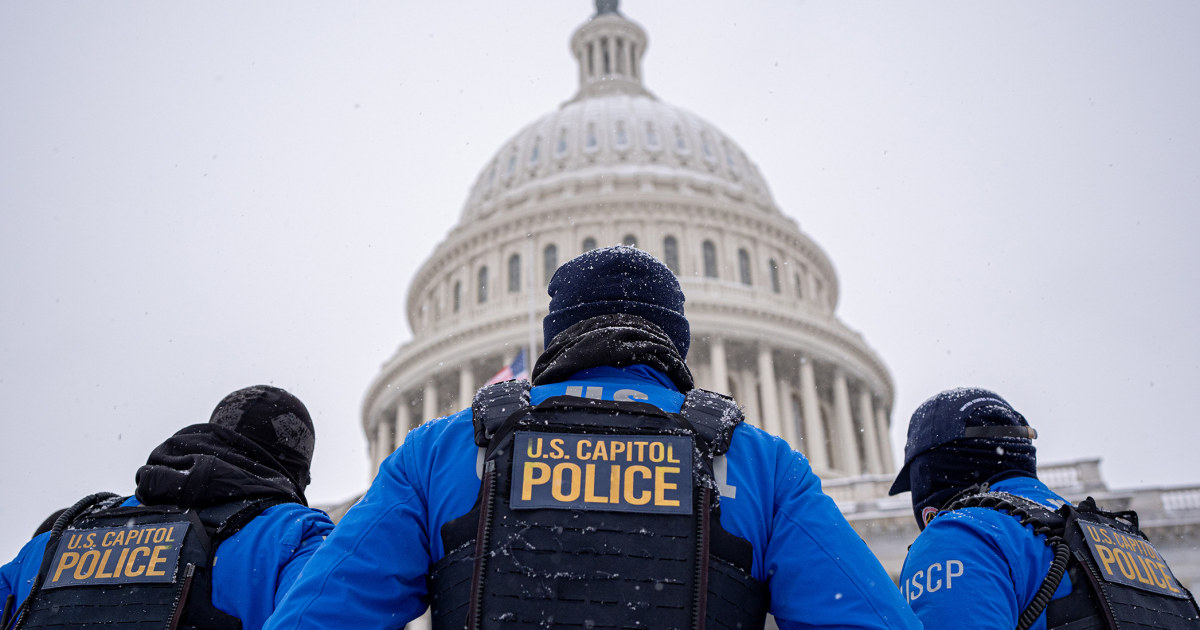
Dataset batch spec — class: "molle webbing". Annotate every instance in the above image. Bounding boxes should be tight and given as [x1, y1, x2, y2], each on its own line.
[14, 497, 269, 630]
[432, 381, 767, 630]
[943, 491, 1200, 630]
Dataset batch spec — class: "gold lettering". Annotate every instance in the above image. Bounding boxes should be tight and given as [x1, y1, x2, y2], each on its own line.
[550, 438, 565, 460]
[51, 552, 80, 582]
[153, 528, 168, 544]
[1131, 552, 1154, 584]
[67, 533, 83, 550]
[593, 440, 608, 461]
[654, 466, 680, 506]
[551, 463, 581, 501]
[74, 549, 101, 580]
[521, 462, 551, 501]
[609, 441, 626, 461]
[102, 531, 118, 547]
[126, 546, 150, 577]
[577, 439, 592, 460]
[1156, 562, 1181, 594]
[649, 442, 664, 463]
[146, 545, 171, 577]
[1142, 556, 1169, 589]
[667, 443, 680, 464]
[527, 437, 543, 458]
[633, 441, 647, 462]
[93, 549, 116, 579]
[1113, 548, 1137, 580]
[624, 466, 651, 505]
[113, 547, 132, 578]
[1095, 544, 1118, 577]
[609, 465, 620, 503]
[583, 464, 608, 503]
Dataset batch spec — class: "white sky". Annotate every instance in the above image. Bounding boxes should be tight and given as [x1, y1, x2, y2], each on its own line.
[2, 1, 1198, 561]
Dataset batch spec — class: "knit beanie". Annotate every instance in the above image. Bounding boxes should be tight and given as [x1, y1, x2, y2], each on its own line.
[543, 245, 690, 358]
[209, 385, 316, 491]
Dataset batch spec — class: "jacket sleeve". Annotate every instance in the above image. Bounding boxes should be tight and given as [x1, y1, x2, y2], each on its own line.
[210, 503, 336, 630]
[0, 533, 49, 627]
[898, 510, 1029, 629]
[748, 436, 920, 630]
[263, 426, 438, 630]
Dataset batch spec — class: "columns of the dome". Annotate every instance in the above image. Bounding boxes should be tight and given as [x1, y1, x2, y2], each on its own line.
[374, 417, 393, 476]
[875, 405, 895, 472]
[757, 343, 781, 437]
[395, 401, 411, 451]
[857, 388, 884, 474]
[709, 337, 728, 394]
[422, 382, 438, 426]
[777, 379, 798, 447]
[735, 368, 760, 430]
[799, 356, 828, 471]
[457, 365, 474, 411]
[833, 369, 861, 474]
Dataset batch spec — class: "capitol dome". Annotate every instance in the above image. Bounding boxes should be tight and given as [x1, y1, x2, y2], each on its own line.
[363, 1, 896, 481]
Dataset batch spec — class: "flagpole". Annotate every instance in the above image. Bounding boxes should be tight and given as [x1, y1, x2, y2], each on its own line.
[526, 232, 537, 374]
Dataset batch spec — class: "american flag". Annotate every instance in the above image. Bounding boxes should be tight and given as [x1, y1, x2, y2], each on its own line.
[485, 348, 530, 385]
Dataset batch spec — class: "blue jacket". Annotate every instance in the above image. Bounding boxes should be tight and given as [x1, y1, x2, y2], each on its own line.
[899, 476, 1074, 629]
[0, 498, 333, 630]
[265, 366, 920, 630]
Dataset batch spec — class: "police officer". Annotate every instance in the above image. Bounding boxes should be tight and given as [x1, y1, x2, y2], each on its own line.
[265, 246, 919, 630]
[890, 387, 1200, 629]
[0, 385, 334, 630]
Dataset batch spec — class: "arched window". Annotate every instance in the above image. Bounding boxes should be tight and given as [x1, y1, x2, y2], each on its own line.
[702, 240, 718, 278]
[622, 233, 638, 247]
[663, 236, 679, 274]
[529, 137, 541, 166]
[582, 237, 597, 252]
[508, 254, 521, 293]
[738, 248, 752, 286]
[453, 281, 462, 313]
[477, 266, 489, 303]
[794, 272, 803, 299]
[769, 259, 781, 293]
[543, 244, 558, 286]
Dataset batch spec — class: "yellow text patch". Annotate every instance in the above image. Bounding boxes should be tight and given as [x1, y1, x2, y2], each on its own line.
[510, 432, 693, 514]
[42, 522, 189, 590]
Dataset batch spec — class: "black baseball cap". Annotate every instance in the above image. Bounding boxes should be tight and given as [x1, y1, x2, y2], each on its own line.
[888, 387, 1036, 495]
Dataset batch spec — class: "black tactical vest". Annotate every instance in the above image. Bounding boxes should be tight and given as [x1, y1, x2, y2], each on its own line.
[941, 489, 1200, 630]
[428, 381, 770, 630]
[12, 493, 278, 630]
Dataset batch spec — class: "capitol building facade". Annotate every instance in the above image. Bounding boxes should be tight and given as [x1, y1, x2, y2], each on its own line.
[357, 2, 1200, 590]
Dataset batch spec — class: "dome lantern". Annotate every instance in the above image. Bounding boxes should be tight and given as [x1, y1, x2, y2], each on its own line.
[569, 0, 651, 101]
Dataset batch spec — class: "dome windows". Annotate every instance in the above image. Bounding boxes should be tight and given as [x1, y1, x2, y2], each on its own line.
[769, 259, 781, 293]
[585, 122, 599, 152]
[555, 129, 568, 157]
[582, 237, 597, 252]
[508, 254, 522, 293]
[673, 126, 689, 154]
[453, 281, 462, 313]
[663, 236, 679, 274]
[702, 240, 719, 278]
[529, 136, 541, 168]
[644, 122, 661, 155]
[614, 120, 629, 149]
[477, 266, 489, 303]
[622, 233, 637, 247]
[738, 248, 753, 286]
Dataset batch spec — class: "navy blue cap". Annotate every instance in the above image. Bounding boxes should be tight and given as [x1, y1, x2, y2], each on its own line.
[543, 245, 690, 358]
[888, 387, 1036, 495]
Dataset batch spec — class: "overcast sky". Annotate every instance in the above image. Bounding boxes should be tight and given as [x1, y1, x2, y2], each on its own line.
[2, 1, 1198, 561]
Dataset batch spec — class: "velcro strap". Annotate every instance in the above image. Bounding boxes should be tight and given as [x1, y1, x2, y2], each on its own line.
[471, 380, 531, 446]
[680, 389, 743, 456]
